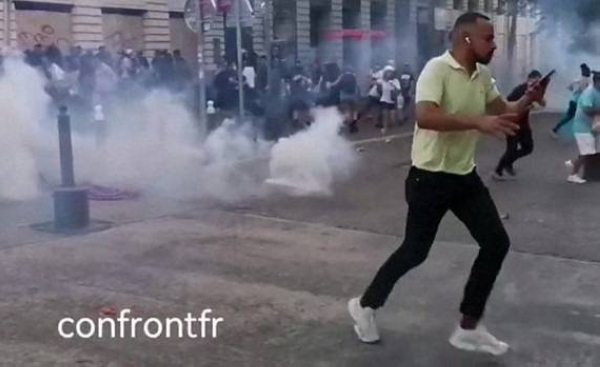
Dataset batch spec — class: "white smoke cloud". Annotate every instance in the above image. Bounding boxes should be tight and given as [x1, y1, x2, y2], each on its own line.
[535, 24, 600, 110]
[62, 91, 273, 202]
[0, 57, 50, 201]
[265, 108, 358, 196]
[0, 58, 359, 203]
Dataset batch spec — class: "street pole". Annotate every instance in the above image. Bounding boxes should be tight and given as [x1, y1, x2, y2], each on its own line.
[4, 0, 11, 47]
[196, 0, 207, 138]
[236, 0, 245, 122]
[263, 1, 272, 89]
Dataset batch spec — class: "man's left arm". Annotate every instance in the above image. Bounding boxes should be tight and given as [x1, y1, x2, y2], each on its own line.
[487, 91, 535, 116]
[487, 78, 544, 115]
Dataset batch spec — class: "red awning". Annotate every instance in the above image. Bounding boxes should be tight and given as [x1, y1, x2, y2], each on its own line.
[324, 30, 388, 41]
[218, 0, 232, 13]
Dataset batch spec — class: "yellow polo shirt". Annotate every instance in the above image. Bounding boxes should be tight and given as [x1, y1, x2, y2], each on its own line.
[412, 51, 500, 175]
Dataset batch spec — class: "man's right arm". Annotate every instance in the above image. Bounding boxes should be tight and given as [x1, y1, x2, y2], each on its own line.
[416, 102, 480, 131]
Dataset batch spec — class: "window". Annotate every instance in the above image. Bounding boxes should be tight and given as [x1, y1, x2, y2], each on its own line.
[484, 0, 493, 12]
[468, 0, 478, 11]
[213, 38, 222, 65]
[310, 6, 324, 47]
[453, 0, 462, 10]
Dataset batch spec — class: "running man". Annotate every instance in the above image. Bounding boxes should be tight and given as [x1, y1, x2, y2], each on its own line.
[551, 63, 591, 137]
[566, 71, 600, 184]
[348, 12, 545, 355]
[493, 70, 545, 180]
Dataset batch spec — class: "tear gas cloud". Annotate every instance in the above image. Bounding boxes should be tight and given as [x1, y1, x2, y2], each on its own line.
[0, 57, 50, 201]
[0, 57, 359, 203]
[266, 108, 358, 196]
[535, 24, 600, 110]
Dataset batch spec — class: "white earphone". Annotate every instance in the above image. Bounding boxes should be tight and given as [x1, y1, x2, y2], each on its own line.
[465, 37, 472, 44]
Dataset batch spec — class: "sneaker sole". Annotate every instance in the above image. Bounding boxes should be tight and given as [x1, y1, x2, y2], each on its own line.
[348, 299, 380, 344]
[449, 337, 509, 356]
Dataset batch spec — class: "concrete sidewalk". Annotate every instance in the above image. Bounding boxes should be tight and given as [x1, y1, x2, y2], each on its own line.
[0, 209, 597, 366]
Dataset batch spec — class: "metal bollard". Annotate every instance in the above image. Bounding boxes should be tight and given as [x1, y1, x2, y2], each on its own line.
[57, 105, 75, 187]
[53, 106, 90, 230]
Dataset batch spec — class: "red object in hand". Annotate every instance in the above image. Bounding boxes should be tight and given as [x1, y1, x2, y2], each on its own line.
[218, 0, 232, 13]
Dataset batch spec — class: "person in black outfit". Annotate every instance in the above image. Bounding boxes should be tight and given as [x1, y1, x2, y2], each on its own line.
[494, 70, 544, 180]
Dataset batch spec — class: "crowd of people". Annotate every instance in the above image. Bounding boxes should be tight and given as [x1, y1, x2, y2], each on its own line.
[0, 41, 417, 141]
[17, 43, 193, 111]
[210, 52, 416, 138]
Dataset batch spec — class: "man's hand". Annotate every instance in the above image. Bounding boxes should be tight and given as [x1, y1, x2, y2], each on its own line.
[476, 114, 520, 139]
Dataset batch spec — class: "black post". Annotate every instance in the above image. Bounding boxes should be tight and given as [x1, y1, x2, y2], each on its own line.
[53, 106, 90, 230]
[58, 106, 75, 187]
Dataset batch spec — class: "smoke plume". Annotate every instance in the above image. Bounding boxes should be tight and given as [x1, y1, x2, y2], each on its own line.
[0, 57, 359, 203]
[265, 108, 358, 196]
[0, 57, 49, 201]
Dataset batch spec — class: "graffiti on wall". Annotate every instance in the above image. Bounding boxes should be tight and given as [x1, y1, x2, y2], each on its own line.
[17, 24, 71, 50]
[16, 10, 72, 51]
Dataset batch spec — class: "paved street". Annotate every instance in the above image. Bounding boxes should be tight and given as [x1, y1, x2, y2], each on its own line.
[0, 113, 598, 366]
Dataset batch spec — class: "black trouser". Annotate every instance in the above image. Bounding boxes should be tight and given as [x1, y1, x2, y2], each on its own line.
[495, 127, 534, 174]
[361, 167, 510, 319]
[553, 101, 577, 132]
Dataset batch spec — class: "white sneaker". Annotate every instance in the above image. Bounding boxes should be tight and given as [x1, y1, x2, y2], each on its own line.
[449, 325, 509, 356]
[348, 297, 380, 343]
[567, 174, 586, 184]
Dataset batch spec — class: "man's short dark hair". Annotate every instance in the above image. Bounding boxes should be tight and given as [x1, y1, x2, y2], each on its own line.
[453, 12, 491, 30]
[528, 70, 542, 79]
[592, 71, 600, 83]
[582, 64, 592, 77]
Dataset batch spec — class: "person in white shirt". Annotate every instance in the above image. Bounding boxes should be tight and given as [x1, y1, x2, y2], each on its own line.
[369, 65, 395, 128]
[379, 69, 401, 136]
[399, 63, 415, 122]
[242, 59, 256, 89]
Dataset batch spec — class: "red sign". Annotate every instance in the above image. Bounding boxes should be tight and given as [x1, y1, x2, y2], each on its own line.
[218, 0, 233, 13]
[325, 30, 388, 41]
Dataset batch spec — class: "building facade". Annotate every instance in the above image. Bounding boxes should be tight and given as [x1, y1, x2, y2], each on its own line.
[0, 0, 205, 70]
[0, 0, 539, 79]
[259, 0, 539, 79]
